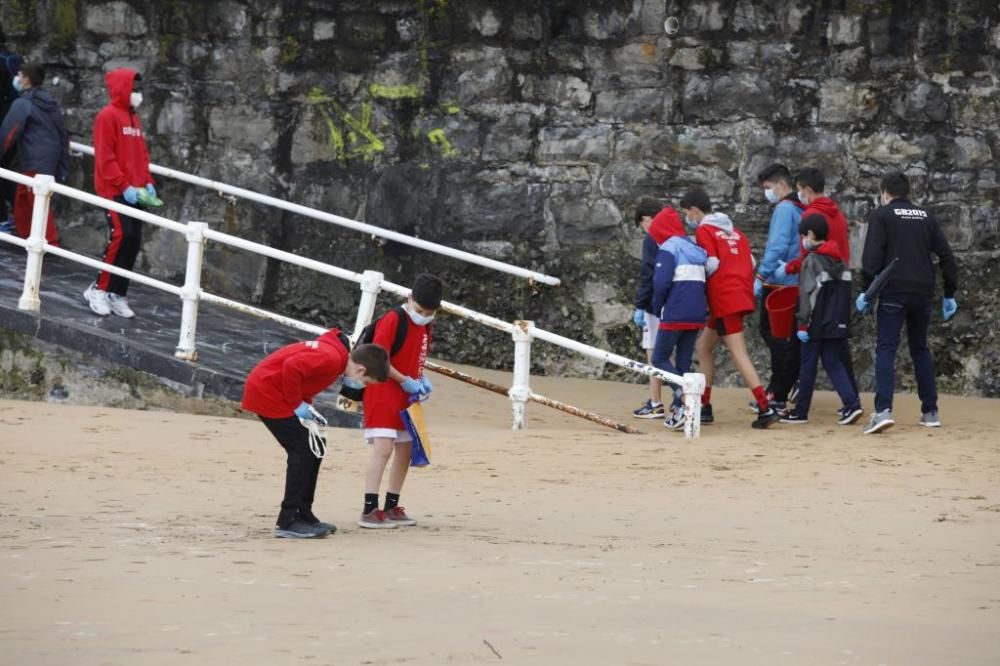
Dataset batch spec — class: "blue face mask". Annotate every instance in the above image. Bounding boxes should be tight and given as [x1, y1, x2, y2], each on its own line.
[12, 76, 24, 93]
[764, 188, 780, 205]
[684, 215, 698, 230]
[343, 377, 364, 390]
[407, 304, 435, 326]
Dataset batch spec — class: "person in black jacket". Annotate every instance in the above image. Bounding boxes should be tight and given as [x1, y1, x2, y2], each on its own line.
[0, 43, 24, 229]
[857, 170, 959, 434]
[630, 197, 670, 418]
[779, 214, 862, 426]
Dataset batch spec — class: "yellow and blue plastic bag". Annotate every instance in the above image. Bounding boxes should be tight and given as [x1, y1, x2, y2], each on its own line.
[401, 401, 432, 467]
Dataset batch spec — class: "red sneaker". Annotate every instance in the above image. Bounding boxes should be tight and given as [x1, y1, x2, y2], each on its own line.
[358, 508, 398, 529]
[383, 506, 417, 527]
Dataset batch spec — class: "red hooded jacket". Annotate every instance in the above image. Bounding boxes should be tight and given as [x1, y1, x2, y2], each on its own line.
[785, 197, 850, 275]
[93, 68, 153, 198]
[241, 329, 349, 419]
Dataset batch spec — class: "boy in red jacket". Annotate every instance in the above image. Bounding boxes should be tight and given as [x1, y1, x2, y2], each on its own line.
[359, 273, 441, 529]
[682, 189, 779, 429]
[242, 331, 389, 538]
[84, 68, 155, 319]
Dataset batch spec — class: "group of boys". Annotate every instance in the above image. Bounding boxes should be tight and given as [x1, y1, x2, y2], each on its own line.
[633, 164, 958, 435]
[241, 273, 443, 539]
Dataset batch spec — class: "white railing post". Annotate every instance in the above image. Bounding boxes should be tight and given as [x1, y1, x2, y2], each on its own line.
[352, 269, 383, 341]
[509, 320, 533, 430]
[682, 372, 706, 439]
[17, 174, 53, 312]
[175, 221, 208, 361]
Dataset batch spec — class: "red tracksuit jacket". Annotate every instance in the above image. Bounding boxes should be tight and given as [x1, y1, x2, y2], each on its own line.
[93, 68, 153, 199]
[241, 330, 349, 419]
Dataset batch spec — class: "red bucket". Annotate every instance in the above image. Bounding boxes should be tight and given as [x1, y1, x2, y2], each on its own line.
[766, 286, 799, 339]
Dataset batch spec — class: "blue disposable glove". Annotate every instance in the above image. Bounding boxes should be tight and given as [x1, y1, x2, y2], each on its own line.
[400, 376, 422, 394]
[123, 186, 140, 205]
[632, 308, 645, 327]
[753, 278, 763, 299]
[294, 401, 314, 420]
[856, 293, 870, 314]
[942, 298, 958, 321]
[796, 330, 810, 343]
[419, 376, 433, 396]
[773, 261, 787, 281]
[146, 184, 157, 197]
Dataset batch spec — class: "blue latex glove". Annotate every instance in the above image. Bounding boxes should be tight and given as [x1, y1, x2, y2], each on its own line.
[146, 184, 157, 197]
[856, 293, 870, 314]
[123, 186, 139, 205]
[796, 330, 810, 343]
[419, 376, 433, 396]
[632, 308, 645, 327]
[773, 261, 787, 281]
[294, 401, 314, 420]
[400, 376, 422, 394]
[753, 278, 763, 299]
[942, 298, 958, 321]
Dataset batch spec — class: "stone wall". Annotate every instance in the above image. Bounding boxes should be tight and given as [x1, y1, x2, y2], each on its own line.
[2, 0, 998, 395]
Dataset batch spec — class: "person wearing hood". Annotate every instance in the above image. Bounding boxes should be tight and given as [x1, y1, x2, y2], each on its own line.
[631, 198, 676, 419]
[779, 214, 863, 426]
[754, 163, 806, 412]
[0, 46, 24, 229]
[649, 206, 708, 430]
[84, 67, 156, 319]
[683, 188, 779, 429]
[242, 330, 390, 538]
[0, 62, 68, 244]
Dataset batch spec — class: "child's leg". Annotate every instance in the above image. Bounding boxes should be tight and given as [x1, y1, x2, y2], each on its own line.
[386, 441, 411, 497]
[260, 416, 318, 528]
[652, 328, 683, 409]
[792, 339, 821, 417]
[820, 339, 861, 410]
[696, 327, 719, 405]
[670, 329, 699, 408]
[721, 329, 768, 409]
[645, 349, 663, 404]
[365, 436, 395, 497]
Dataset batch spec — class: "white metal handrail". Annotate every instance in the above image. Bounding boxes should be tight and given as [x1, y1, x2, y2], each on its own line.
[69, 142, 561, 287]
[0, 168, 704, 437]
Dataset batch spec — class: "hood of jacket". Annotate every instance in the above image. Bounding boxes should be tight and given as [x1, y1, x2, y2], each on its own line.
[105, 68, 137, 110]
[648, 207, 684, 245]
[806, 196, 841, 220]
[700, 212, 734, 233]
[318, 328, 347, 349]
[21, 87, 58, 113]
[811, 240, 845, 263]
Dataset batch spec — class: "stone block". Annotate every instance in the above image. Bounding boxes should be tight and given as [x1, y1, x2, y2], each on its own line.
[890, 81, 949, 122]
[583, 280, 632, 330]
[597, 163, 664, 198]
[482, 113, 534, 162]
[439, 173, 548, 239]
[155, 100, 197, 137]
[818, 79, 878, 124]
[952, 135, 994, 168]
[551, 194, 622, 244]
[850, 132, 934, 166]
[84, 1, 147, 36]
[681, 73, 774, 121]
[639, 0, 667, 34]
[536, 126, 612, 165]
[827, 14, 862, 45]
[585, 43, 664, 91]
[511, 13, 543, 41]
[470, 8, 502, 37]
[731, 1, 770, 33]
[313, 20, 336, 41]
[522, 74, 592, 109]
[583, 8, 631, 40]
[594, 88, 665, 122]
[669, 46, 714, 70]
[683, 1, 726, 31]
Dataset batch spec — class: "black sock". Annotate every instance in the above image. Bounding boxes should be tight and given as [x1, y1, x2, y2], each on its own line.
[364, 493, 379, 514]
[384, 492, 400, 511]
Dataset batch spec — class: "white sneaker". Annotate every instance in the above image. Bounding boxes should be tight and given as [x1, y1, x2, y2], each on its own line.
[107, 293, 135, 318]
[84, 284, 111, 316]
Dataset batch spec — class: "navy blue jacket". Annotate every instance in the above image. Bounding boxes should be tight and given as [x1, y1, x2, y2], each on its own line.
[651, 236, 709, 329]
[0, 87, 69, 181]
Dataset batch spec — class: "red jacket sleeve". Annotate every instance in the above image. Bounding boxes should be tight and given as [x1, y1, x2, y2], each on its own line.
[279, 346, 346, 410]
[695, 226, 716, 256]
[94, 111, 128, 195]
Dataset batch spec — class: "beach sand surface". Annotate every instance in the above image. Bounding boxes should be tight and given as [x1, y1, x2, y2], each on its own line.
[1, 363, 998, 665]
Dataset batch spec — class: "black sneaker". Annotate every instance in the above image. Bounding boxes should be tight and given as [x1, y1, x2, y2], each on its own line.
[770, 401, 788, 417]
[299, 510, 337, 535]
[275, 520, 329, 539]
[747, 391, 775, 414]
[633, 400, 665, 419]
[700, 403, 714, 424]
[751, 408, 780, 429]
[780, 412, 808, 424]
[838, 406, 864, 426]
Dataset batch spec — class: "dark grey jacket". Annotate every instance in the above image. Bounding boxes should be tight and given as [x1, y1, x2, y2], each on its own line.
[0, 87, 69, 182]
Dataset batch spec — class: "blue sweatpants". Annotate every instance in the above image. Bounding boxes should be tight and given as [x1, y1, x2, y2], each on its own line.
[651, 328, 700, 408]
[793, 337, 861, 418]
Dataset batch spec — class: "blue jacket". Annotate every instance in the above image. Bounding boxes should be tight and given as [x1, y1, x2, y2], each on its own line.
[651, 236, 709, 328]
[634, 234, 658, 312]
[0, 87, 69, 181]
[757, 197, 804, 287]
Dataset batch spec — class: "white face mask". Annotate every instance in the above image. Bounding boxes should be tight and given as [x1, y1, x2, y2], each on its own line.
[12, 75, 24, 93]
[130, 91, 143, 109]
[802, 238, 819, 251]
[797, 191, 809, 205]
[406, 304, 435, 326]
[764, 188, 780, 205]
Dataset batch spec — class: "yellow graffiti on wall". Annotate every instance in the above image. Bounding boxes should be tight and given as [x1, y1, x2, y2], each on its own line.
[307, 87, 386, 163]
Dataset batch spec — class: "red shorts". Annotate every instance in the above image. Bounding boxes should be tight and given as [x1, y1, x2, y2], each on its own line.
[707, 313, 745, 336]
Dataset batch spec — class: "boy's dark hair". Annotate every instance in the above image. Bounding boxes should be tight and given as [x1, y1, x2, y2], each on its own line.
[680, 188, 712, 213]
[880, 170, 910, 198]
[411, 273, 442, 310]
[799, 213, 829, 240]
[350, 343, 390, 382]
[796, 167, 825, 194]
[757, 163, 793, 187]
[633, 197, 662, 224]
[19, 62, 44, 87]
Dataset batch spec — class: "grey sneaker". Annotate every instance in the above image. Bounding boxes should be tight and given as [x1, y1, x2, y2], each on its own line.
[862, 410, 895, 435]
[919, 411, 941, 427]
[274, 520, 329, 539]
[107, 293, 135, 318]
[358, 508, 398, 529]
[663, 407, 686, 431]
[84, 283, 111, 316]
[633, 400, 665, 419]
